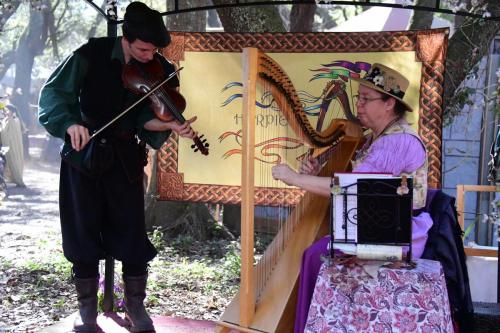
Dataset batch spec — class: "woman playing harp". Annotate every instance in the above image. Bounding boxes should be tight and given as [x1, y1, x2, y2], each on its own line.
[272, 63, 433, 333]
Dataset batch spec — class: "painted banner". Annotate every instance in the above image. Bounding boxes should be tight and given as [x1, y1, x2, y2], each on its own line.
[157, 29, 448, 205]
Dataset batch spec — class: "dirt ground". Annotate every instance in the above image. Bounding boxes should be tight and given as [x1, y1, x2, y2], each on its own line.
[0, 150, 69, 332]
[0, 143, 239, 332]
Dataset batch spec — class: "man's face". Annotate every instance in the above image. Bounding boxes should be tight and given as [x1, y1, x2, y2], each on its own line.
[128, 39, 158, 63]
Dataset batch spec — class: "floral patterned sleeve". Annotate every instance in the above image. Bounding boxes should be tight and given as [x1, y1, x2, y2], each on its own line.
[353, 133, 426, 175]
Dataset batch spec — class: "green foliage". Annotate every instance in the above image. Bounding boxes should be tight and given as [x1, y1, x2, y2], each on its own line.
[146, 293, 160, 306]
[144, 235, 242, 301]
[254, 232, 274, 253]
[151, 256, 223, 293]
[463, 216, 477, 239]
[53, 298, 66, 310]
[8, 232, 72, 278]
[0, 258, 13, 269]
[209, 221, 225, 238]
[444, 87, 475, 125]
[222, 243, 241, 278]
[493, 103, 500, 118]
[463, 193, 500, 243]
[23, 259, 44, 271]
[50, 253, 72, 276]
[171, 234, 194, 252]
[150, 226, 166, 249]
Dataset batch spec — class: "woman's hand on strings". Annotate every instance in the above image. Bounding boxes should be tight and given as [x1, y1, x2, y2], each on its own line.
[66, 124, 90, 152]
[272, 163, 297, 186]
[273, 161, 332, 196]
[299, 155, 321, 175]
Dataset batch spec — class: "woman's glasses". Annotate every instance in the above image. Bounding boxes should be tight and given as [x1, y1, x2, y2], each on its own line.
[352, 94, 384, 105]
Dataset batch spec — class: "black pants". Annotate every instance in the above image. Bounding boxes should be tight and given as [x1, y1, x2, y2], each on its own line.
[59, 159, 157, 268]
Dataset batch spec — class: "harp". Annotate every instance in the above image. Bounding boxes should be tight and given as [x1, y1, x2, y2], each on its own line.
[217, 48, 364, 333]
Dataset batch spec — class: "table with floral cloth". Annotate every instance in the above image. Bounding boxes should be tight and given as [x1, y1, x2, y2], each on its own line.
[304, 258, 454, 333]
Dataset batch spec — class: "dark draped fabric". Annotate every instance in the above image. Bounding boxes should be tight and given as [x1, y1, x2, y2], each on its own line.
[422, 189, 474, 332]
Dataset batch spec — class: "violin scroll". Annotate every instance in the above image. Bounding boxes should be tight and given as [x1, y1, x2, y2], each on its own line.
[191, 134, 209, 155]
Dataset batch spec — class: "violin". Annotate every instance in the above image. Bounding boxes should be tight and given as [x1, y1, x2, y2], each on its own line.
[122, 57, 209, 155]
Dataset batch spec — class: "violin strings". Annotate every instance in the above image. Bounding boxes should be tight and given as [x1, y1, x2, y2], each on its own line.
[134, 66, 186, 124]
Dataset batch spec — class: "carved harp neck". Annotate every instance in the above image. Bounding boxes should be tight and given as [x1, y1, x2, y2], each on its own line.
[256, 49, 362, 148]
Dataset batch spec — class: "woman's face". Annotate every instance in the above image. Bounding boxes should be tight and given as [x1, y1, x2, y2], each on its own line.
[355, 85, 393, 130]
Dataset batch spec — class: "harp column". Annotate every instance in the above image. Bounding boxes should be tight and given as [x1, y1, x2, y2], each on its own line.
[240, 47, 258, 327]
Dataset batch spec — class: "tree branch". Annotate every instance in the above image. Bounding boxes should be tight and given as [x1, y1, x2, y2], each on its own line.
[444, 0, 500, 114]
[0, 0, 22, 32]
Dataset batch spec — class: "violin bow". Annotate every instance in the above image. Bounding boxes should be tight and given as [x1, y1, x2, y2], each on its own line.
[64, 67, 183, 156]
[90, 67, 183, 140]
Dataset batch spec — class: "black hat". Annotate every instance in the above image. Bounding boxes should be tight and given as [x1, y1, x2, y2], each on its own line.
[123, 2, 170, 47]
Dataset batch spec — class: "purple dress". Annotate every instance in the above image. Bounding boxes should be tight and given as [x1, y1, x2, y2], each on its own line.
[293, 133, 434, 333]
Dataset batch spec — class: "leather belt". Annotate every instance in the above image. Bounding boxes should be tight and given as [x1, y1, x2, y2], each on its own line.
[114, 130, 136, 140]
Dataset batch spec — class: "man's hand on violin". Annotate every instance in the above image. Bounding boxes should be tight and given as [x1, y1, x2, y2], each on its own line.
[67, 124, 90, 152]
[170, 116, 197, 139]
[143, 116, 197, 139]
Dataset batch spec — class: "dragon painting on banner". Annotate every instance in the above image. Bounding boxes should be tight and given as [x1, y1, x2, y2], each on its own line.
[218, 60, 370, 165]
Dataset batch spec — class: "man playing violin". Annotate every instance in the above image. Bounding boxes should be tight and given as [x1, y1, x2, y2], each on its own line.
[38, 2, 194, 332]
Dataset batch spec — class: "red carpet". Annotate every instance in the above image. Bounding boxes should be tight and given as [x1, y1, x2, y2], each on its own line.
[39, 312, 217, 332]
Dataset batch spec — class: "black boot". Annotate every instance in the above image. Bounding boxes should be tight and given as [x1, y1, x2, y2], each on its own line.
[123, 274, 155, 333]
[73, 277, 98, 333]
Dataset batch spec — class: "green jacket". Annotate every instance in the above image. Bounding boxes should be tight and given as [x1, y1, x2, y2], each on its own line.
[38, 37, 172, 171]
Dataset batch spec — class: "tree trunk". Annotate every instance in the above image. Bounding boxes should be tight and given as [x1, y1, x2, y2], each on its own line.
[452, 0, 472, 30]
[408, 0, 434, 30]
[165, 0, 208, 32]
[87, 1, 106, 39]
[213, 0, 285, 32]
[290, 3, 316, 32]
[0, 50, 15, 81]
[0, 1, 22, 79]
[11, 0, 51, 130]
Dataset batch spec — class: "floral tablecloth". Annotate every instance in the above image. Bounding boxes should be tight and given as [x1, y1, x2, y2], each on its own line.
[304, 259, 454, 333]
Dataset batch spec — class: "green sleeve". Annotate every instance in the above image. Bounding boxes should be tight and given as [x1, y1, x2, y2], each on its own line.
[136, 106, 172, 150]
[38, 53, 88, 139]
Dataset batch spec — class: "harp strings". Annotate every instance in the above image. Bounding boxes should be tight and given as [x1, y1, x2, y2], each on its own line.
[251, 80, 316, 303]
[251, 51, 357, 304]
[253, 74, 299, 304]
